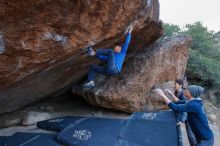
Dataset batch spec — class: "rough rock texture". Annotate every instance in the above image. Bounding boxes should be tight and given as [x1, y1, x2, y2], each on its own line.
[22, 111, 51, 126]
[215, 31, 220, 46]
[0, 0, 163, 114]
[72, 35, 192, 113]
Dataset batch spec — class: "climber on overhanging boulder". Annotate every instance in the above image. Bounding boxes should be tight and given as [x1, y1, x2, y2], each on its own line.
[83, 26, 133, 88]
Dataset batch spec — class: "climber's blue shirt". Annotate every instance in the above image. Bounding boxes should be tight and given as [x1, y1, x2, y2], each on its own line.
[168, 98, 213, 141]
[96, 33, 131, 72]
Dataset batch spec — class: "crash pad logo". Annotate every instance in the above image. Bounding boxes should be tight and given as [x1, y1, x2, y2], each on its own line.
[141, 113, 157, 120]
[73, 130, 92, 141]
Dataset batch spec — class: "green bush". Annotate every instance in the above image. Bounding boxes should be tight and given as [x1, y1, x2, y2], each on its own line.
[162, 23, 181, 38]
[186, 49, 220, 86]
[184, 22, 219, 57]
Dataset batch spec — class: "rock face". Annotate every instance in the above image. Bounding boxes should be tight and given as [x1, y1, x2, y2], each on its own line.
[22, 111, 51, 126]
[72, 35, 192, 113]
[215, 31, 220, 46]
[0, 0, 163, 114]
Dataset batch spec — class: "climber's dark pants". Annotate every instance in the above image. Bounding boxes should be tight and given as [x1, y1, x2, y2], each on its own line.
[88, 49, 119, 81]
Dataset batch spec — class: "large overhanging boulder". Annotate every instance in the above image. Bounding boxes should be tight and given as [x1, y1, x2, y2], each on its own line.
[0, 0, 162, 114]
[72, 35, 192, 113]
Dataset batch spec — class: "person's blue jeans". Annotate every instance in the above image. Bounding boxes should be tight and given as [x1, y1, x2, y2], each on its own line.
[196, 136, 214, 146]
[88, 49, 119, 81]
[177, 112, 187, 123]
[185, 120, 197, 146]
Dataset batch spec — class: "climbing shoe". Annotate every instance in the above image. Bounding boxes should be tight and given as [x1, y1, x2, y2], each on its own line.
[83, 80, 95, 88]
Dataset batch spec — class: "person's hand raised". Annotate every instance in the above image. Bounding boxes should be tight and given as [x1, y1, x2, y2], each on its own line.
[165, 89, 173, 95]
[154, 88, 165, 97]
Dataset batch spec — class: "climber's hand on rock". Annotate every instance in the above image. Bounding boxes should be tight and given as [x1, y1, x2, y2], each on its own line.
[128, 25, 133, 33]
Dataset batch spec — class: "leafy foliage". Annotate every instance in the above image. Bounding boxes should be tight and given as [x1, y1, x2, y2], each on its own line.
[186, 49, 220, 86]
[184, 22, 219, 57]
[162, 23, 182, 38]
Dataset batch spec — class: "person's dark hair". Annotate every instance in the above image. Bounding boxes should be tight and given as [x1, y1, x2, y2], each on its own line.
[174, 79, 184, 96]
[175, 79, 184, 87]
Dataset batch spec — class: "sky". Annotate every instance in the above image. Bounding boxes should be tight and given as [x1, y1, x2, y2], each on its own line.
[159, 0, 220, 32]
